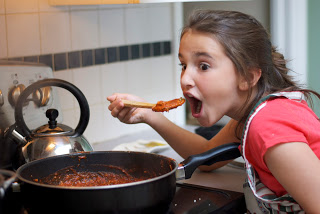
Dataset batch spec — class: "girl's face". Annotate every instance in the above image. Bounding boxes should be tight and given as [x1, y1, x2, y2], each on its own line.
[179, 30, 246, 126]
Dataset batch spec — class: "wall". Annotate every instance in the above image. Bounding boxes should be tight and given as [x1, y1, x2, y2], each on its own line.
[183, 0, 270, 28]
[308, 0, 320, 116]
[0, 0, 182, 144]
[270, 0, 307, 88]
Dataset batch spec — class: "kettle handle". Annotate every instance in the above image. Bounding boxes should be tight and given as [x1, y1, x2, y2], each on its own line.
[15, 78, 89, 138]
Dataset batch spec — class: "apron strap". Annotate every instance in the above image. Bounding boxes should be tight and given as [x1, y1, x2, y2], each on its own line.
[240, 92, 305, 213]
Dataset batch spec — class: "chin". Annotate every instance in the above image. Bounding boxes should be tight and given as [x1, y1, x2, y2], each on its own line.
[197, 114, 222, 127]
[197, 119, 215, 127]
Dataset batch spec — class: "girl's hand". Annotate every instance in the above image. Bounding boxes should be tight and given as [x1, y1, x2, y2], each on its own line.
[107, 93, 152, 124]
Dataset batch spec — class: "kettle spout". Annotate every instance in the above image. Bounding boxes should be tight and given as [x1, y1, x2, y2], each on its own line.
[11, 129, 27, 145]
[3, 124, 27, 146]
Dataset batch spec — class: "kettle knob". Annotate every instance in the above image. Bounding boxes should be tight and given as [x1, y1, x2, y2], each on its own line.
[46, 109, 59, 129]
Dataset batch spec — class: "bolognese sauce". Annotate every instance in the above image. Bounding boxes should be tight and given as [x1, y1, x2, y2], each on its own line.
[35, 165, 144, 187]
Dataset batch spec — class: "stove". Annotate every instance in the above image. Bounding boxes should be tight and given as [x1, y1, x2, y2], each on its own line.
[170, 183, 245, 214]
[2, 182, 245, 214]
[0, 61, 61, 170]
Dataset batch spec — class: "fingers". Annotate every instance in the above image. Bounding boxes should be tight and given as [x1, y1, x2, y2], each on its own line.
[107, 93, 122, 102]
[107, 93, 145, 124]
[108, 96, 124, 117]
[108, 95, 135, 122]
[118, 107, 136, 122]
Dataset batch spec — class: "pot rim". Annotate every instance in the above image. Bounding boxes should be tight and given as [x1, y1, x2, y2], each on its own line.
[16, 151, 179, 190]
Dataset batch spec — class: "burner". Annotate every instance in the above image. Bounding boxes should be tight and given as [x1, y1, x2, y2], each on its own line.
[170, 183, 245, 214]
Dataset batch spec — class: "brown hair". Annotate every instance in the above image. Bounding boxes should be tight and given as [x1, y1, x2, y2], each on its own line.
[181, 10, 320, 138]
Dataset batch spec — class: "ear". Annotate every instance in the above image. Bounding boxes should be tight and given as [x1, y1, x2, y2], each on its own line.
[238, 68, 262, 91]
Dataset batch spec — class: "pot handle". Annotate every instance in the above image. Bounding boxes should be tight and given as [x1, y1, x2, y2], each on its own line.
[15, 78, 89, 138]
[177, 142, 241, 180]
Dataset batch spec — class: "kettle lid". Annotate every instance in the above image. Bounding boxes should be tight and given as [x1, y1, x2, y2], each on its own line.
[32, 109, 73, 137]
[33, 123, 73, 137]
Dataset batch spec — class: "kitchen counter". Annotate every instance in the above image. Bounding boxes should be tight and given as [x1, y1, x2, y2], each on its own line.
[93, 125, 246, 193]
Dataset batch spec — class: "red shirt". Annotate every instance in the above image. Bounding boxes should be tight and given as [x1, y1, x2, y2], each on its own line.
[246, 97, 320, 196]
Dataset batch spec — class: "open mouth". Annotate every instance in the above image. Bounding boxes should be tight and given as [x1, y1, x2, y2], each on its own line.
[186, 95, 202, 115]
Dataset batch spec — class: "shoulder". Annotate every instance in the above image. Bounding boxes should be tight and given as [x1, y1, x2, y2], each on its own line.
[247, 97, 319, 154]
[251, 97, 317, 129]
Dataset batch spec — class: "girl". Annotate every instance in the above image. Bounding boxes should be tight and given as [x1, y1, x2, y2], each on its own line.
[108, 10, 320, 213]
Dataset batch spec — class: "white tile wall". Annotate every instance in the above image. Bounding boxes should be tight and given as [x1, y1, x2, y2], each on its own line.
[0, 15, 7, 58]
[147, 5, 172, 42]
[150, 56, 175, 100]
[73, 66, 102, 106]
[70, 10, 99, 50]
[6, 13, 41, 57]
[83, 104, 105, 143]
[125, 4, 172, 44]
[0, 0, 5, 14]
[126, 59, 153, 99]
[5, 0, 38, 14]
[125, 7, 150, 44]
[39, 11, 71, 54]
[103, 105, 150, 142]
[99, 8, 125, 47]
[53, 69, 75, 110]
[61, 108, 78, 132]
[1, 1, 180, 145]
[101, 62, 128, 98]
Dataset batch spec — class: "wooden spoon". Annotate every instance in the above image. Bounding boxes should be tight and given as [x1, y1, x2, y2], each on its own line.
[122, 97, 185, 112]
[121, 100, 155, 108]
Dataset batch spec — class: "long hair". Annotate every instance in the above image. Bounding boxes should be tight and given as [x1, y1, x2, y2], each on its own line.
[181, 10, 320, 138]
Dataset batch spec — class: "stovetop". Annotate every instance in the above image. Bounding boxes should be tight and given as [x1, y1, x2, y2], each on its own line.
[1, 182, 245, 214]
[170, 183, 245, 214]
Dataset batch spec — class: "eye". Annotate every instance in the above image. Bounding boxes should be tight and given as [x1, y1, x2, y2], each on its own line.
[179, 63, 187, 71]
[199, 63, 210, 71]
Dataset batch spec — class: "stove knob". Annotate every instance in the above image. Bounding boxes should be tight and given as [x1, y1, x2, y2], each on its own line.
[32, 86, 52, 107]
[0, 90, 3, 106]
[8, 84, 26, 107]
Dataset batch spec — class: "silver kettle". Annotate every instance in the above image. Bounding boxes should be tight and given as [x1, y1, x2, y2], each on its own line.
[11, 79, 93, 168]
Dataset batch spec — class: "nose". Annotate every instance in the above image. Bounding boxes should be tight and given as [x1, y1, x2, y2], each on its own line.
[180, 67, 194, 90]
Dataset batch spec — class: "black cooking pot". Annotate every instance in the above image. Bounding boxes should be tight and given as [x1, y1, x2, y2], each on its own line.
[12, 142, 240, 214]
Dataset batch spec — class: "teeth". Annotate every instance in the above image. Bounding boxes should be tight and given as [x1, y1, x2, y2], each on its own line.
[196, 102, 201, 113]
[187, 94, 194, 98]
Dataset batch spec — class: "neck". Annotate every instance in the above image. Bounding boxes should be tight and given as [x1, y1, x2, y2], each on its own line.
[228, 86, 259, 121]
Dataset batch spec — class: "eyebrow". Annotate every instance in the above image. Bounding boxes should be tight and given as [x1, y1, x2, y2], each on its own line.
[194, 51, 213, 59]
[178, 51, 214, 59]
